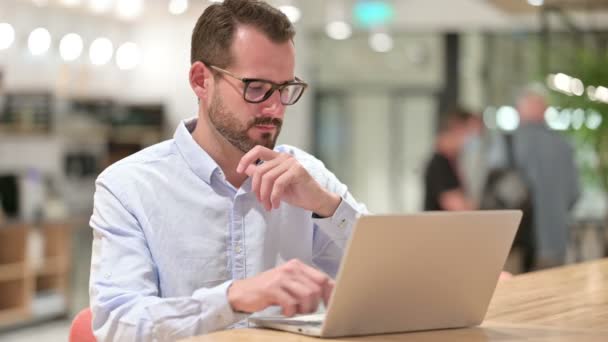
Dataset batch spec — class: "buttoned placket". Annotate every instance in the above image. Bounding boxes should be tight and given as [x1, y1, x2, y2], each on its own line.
[215, 169, 247, 282]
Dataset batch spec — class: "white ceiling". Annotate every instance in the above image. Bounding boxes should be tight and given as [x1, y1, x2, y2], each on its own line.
[3, 0, 608, 31]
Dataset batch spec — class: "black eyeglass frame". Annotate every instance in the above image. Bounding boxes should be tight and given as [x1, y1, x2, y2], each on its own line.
[207, 64, 308, 105]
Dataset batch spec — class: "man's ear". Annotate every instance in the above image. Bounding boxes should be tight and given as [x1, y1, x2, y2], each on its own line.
[189, 61, 212, 100]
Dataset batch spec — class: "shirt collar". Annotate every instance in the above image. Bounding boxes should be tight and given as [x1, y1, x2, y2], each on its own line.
[174, 117, 219, 184]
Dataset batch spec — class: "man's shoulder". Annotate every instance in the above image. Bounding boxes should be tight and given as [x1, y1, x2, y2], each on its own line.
[97, 139, 177, 184]
[427, 152, 449, 169]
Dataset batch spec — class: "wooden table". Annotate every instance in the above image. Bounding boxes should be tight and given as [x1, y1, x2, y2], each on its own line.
[182, 258, 608, 341]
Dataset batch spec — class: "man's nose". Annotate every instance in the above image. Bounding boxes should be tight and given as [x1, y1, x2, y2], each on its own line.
[261, 90, 286, 117]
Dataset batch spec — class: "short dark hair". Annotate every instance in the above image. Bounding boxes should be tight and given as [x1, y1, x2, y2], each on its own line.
[438, 107, 474, 133]
[190, 0, 295, 68]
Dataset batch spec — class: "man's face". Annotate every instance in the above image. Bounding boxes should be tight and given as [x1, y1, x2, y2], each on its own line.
[207, 25, 296, 153]
[208, 89, 282, 153]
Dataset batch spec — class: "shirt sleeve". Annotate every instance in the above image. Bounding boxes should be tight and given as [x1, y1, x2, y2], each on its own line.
[303, 156, 369, 278]
[89, 177, 248, 342]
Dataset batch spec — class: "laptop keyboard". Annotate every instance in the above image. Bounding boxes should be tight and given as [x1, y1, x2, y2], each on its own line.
[252, 313, 325, 326]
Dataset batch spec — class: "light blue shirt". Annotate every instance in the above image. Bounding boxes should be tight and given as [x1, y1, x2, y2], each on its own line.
[89, 118, 367, 341]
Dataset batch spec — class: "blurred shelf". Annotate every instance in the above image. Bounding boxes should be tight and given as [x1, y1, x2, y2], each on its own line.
[0, 125, 50, 135]
[0, 223, 71, 329]
[0, 308, 29, 329]
[0, 263, 26, 282]
[31, 291, 67, 319]
[36, 257, 69, 277]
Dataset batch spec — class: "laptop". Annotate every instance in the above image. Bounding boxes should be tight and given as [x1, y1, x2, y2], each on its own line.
[249, 210, 522, 338]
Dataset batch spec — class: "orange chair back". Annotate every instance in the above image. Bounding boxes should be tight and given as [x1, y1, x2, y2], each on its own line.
[69, 308, 96, 342]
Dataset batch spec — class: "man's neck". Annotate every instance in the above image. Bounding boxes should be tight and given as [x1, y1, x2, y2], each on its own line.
[191, 116, 249, 189]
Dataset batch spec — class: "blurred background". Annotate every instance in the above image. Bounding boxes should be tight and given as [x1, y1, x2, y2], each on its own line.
[0, 0, 607, 340]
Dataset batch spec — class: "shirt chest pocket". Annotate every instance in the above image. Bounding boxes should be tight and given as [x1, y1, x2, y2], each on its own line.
[163, 237, 230, 292]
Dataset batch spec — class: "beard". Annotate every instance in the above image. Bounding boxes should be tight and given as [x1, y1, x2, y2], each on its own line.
[208, 92, 282, 153]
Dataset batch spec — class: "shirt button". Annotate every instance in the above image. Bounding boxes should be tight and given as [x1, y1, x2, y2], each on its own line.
[338, 219, 347, 229]
[235, 245, 242, 253]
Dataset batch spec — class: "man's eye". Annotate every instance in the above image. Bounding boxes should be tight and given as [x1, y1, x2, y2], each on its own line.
[248, 82, 266, 90]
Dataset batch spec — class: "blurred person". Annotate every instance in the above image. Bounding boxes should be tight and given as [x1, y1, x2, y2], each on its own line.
[88, 0, 368, 340]
[424, 108, 480, 211]
[458, 112, 509, 203]
[458, 113, 488, 203]
[423, 109, 515, 280]
[507, 86, 580, 270]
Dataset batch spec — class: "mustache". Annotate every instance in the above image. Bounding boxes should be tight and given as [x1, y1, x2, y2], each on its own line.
[250, 117, 283, 128]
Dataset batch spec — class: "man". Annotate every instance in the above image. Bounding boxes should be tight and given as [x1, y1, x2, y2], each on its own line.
[510, 87, 579, 269]
[89, 0, 367, 340]
[423, 108, 479, 211]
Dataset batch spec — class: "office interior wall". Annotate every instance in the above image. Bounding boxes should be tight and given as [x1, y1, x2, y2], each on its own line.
[311, 34, 442, 213]
[460, 32, 485, 111]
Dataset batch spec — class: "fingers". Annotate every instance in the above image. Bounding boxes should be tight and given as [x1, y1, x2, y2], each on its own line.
[230, 260, 333, 317]
[322, 279, 335, 306]
[249, 154, 290, 206]
[270, 170, 294, 209]
[260, 163, 293, 210]
[282, 260, 333, 313]
[270, 287, 298, 317]
[293, 261, 334, 307]
[281, 276, 321, 314]
[292, 259, 331, 286]
[242, 152, 296, 211]
[237, 145, 278, 174]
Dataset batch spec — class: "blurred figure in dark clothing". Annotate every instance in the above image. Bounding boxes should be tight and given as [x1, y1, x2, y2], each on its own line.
[424, 108, 480, 211]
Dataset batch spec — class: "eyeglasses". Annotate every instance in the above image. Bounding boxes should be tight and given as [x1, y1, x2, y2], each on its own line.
[208, 65, 308, 106]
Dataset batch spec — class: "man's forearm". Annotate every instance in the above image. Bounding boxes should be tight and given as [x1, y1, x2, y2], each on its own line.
[91, 281, 247, 341]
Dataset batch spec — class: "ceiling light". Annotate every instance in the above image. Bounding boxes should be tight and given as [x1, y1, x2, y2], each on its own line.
[571, 108, 585, 130]
[278, 5, 301, 23]
[553, 73, 571, 93]
[545, 107, 571, 131]
[116, 0, 143, 20]
[89, 0, 113, 14]
[31, 0, 49, 7]
[585, 110, 602, 130]
[169, 0, 188, 15]
[28, 27, 52, 56]
[569, 78, 584, 96]
[369, 32, 393, 53]
[116, 42, 141, 70]
[59, 33, 84, 61]
[326, 21, 352, 40]
[61, 0, 81, 7]
[587, 86, 597, 101]
[544, 107, 560, 129]
[496, 106, 520, 131]
[0, 23, 15, 50]
[596, 86, 608, 103]
[89, 37, 114, 65]
[527, 0, 544, 6]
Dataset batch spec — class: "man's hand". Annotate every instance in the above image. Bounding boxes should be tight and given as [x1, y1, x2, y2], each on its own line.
[227, 259, 335, 316]
[237, 146, 340, 216]
[499, 271, 513, 281]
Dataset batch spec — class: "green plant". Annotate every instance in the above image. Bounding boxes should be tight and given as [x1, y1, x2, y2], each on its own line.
[548, 51, 608, 195]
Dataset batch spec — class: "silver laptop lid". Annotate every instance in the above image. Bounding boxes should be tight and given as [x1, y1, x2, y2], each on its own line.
[321, 210, 521, 338]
